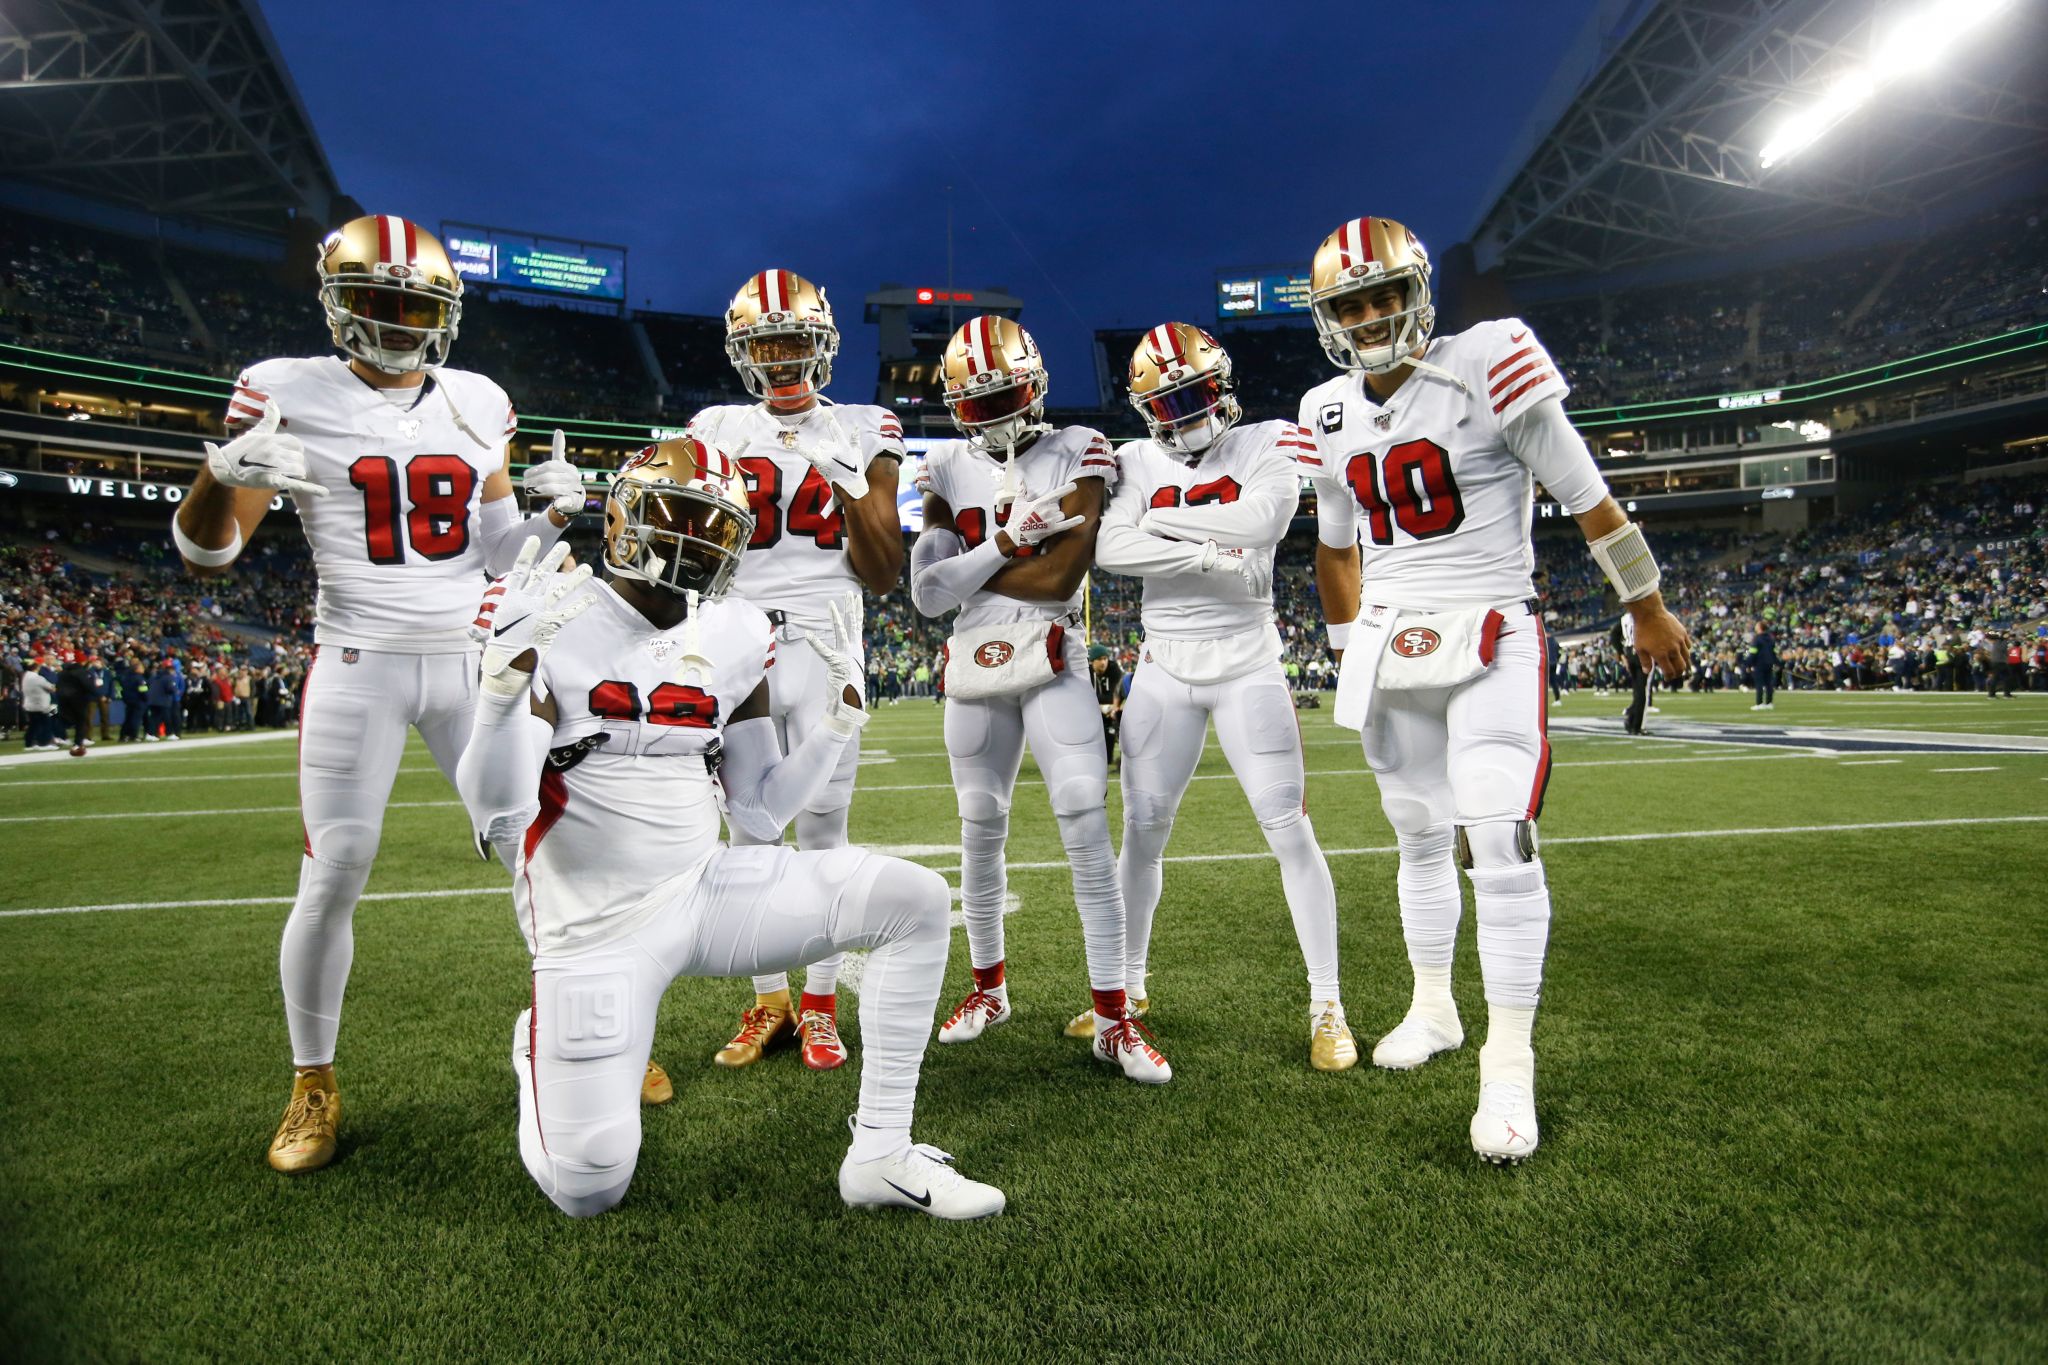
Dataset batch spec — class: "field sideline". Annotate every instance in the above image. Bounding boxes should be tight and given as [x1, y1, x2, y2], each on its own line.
[3, 690, 2045, 1360]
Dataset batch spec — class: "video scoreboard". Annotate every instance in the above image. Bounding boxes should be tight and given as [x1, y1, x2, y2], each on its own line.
[442, 223, 628, 303]
[1215, 270, 1312, 318]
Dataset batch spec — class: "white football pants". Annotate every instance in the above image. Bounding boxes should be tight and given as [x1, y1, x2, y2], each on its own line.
[281, 645, 476, 1067]
[944, 638, 1125, 993]
[514, 845, 950, 1217]
[730, 622, 861, 998]
[1362, 605, 1552, 1010]
[1118, 658, 1339, 1002]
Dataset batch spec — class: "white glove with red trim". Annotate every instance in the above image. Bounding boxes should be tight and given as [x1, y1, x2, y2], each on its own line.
[1004, 480, 1082, 550]
[470, 540, 594, 699]
[205, 398, 326, 498]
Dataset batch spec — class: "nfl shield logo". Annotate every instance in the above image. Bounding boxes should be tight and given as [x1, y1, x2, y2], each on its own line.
[341, 648, 361, 665]
[1372, 412, 1394, 432]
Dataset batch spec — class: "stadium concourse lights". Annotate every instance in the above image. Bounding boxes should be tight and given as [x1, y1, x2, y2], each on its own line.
[1758, 0, 2010, 169]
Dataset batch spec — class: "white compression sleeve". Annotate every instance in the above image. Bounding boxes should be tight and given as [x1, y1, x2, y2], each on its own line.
[477, 494, 568, 577]
[910, 530, 1005, 617]
[720, 715, 854, 842]
[1312, 475, 1357, 549]
[455, 687, 551, 849]
[1501, 396, 1607, 515]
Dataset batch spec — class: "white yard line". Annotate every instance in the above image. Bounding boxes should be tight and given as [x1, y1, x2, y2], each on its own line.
[8, 815, 2044, 920]
[1838, 759, 1902, 766]
[0, 767, 440, 787]
[1930, 766, 2000, 773]
[0, 730, 296, 768]
[0, 800, 457, 824]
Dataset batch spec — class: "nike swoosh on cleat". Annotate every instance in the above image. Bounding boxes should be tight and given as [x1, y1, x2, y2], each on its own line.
[883, 1178, 931, 1207]
[493, 615, 532, 636]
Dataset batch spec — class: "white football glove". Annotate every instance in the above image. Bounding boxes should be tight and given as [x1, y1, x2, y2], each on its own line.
[803, 412, 870, 500]
[803, 593, 868, 737]
[521, 429, 587, 520]
[1204, 543, 1273, 600]
[205, 399, 327, 499]
[1004, 480, 1083, 550]
[470, 539, 594, 699]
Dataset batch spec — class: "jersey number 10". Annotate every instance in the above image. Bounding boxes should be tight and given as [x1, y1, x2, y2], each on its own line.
[1344, 439, 1465, 545]
[349, 455, 478, 565]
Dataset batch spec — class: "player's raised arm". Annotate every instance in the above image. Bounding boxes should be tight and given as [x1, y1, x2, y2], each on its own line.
[816, 410, 905, 593]
[719, 599, 868, 840]
[986, 477, 1101, 601]
[1500, 394, 1692, 678]
[1093, 468, 1211, 577]
[476, 424, 586, 577]
[173, 387, 322, 577]
[1137, 438, 1300, 550]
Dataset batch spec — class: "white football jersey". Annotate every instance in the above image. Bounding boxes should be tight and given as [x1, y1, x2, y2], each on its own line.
[1297, 318, 1606, 609]
[225, 356, 513, 653]
[1110, 419, 1304, 641]
[921, 425, 1118, 631]
[518, 582, 776, 956]
[685, 399, 905, 628]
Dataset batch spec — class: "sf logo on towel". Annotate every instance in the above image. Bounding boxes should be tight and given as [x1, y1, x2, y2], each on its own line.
[974, 641, 1015, 667]
[1391, 627, 1441, 658]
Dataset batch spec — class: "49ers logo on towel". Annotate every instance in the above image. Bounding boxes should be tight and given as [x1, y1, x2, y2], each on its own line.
[974, 641, 1015, 668]
[1391, 627, 1441, 658]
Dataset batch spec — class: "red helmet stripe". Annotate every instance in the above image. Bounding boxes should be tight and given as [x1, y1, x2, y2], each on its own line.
[1336, 220, 1354, 270]
[377, 215, 395, 264]
[754, 271, 771, 315]
[1164, 324, 1188, 367]
[1358, 218, 1378, 264]
[401, 218, 418, 265]
[978, 315, 999, 371]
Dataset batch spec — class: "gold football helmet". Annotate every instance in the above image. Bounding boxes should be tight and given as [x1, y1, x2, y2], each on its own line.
[941, 315, 1049, 450]
[726, 269, 839, 408]
[604, 437, 755, 598]
[1128, 322, 1240, 458]
[316, 214, 463, 373]
[1309, 216, 1435, 375]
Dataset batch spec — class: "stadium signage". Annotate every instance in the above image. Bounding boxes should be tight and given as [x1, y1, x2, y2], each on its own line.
[442, 222, 628, 303]
[0, 468, 285, 511]
[1216, 270, 1313, 318]
[1716, 389, 1784, 410]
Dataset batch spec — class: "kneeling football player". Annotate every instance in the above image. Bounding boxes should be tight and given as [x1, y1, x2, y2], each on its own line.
[1094, 323, 1353, 1071]
[456, 440, 1001, 1219]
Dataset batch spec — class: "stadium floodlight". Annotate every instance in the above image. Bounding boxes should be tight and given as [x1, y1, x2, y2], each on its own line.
[1759, 0, 2009, 169]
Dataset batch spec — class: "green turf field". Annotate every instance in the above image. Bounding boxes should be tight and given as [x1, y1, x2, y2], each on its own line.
[3, 690, 2046, 1361]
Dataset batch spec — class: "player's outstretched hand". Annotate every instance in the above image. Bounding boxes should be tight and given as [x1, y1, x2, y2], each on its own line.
[1005, 481, 1083, 550]
[804, 593, 868, 737]
[522, 429, 587, 519]
[472, 539, 594, 697]
[1632, 602, 1692, 680]
[205, 398, 327, 499]
[808, 412, 871, 500]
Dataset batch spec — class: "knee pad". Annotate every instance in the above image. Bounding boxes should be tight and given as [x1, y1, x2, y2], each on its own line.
[865, 858, 952, 940]
[308, 820, 380, 870]
[1248, 780, 1305, 832]
[956, 782, 1011, 824]
[1455, 820, 1539, 869]
[1048, 772, 1107, 818]
[1122, 784, 1178, 834]
[1380, 793, 1444, 839]
[295, 852, 375, 915]
[537, 1127, 638, 1219]
[1395, 822, 1455, 862]
[796, 806, 850, 850]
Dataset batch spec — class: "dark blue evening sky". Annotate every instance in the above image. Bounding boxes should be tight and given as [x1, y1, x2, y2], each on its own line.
[264, 1, 1592, 402]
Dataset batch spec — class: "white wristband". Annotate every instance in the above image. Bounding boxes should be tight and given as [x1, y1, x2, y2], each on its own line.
[171, 512, 242, 568]
[1588, 521, 1662, 603]
[1327, 619, 1353, 649]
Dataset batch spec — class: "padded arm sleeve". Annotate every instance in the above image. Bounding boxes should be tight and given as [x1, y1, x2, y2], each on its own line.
[1313, 473, 1358, 549]
[910, 529, 1005, 617]
[455, 687, 552, 850]
[1502, 396, 1608, 516]
[719, 714, 853, 842]
[1094, 476, 1208, 577]
[476, 493, 568, 578]
[1138, 451, 1299, 549]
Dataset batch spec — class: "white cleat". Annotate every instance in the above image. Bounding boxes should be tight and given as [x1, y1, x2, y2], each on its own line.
[840, 1141, 1005, 1220]
[1371, 1012, 1464, 1071]
[1470, 1081, 1540, 1164]
[1093, 1016, 1172, 1084]
[937, 987, 1011, 1044]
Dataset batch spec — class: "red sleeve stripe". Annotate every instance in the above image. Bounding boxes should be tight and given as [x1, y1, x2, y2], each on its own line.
[234, 386, 269, 403]
[1275, 439, 1318, 450]
[1492, 372, 1557, 414]
[1488, 345, 1538, 379]
[1488, 360, 1545, 398]
[1296, 455, 1325, 467]
[228, 400, 265, 421]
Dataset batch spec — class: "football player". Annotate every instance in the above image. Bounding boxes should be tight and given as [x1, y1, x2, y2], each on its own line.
[456, 439, 1001, 1220]
[910, 317, 1169, 1083]
[683, 270, 905, 1072]
[1297, 217, 1690, 1161]
[1094, 324, 1353, 1071]
[170, 215, 593, 1174]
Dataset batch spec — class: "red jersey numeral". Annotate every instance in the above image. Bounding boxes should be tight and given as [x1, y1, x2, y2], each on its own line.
[1150, 476, 1242, 510]
[785, 467, 845, 548]
[1344, 440, 1463, 546]
[738, 457, 782, 549]
[347, 453, 478, 565]
[954, 501, 1014, 551]
[738, 458, 845, 550]
[587, 680, 720, 728]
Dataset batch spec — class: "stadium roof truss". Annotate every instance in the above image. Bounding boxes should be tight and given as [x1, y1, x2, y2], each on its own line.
[1473, 0, 2048, 278]
[0, 0, 340, 231]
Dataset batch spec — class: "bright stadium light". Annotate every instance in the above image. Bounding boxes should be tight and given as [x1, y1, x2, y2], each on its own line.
[1759, 0, 2009, 169]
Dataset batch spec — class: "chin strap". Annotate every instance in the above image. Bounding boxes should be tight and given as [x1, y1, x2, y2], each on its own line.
[1398, 352, 1471, 395]
[439, 381, 495, 450]
[677, 588, 713, 684]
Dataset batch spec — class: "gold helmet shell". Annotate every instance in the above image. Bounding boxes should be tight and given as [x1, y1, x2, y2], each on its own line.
[315, 214, 463, 373]
[1127, 322, 1240, 458]
[725, 269, 839, 406]
[603, 436, 756, 599]
[941, 315, 1049, 449]
[1308, 216, 1434, 375]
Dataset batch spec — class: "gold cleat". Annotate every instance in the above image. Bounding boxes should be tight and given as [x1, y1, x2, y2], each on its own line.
[1063, 997, 1148, 1039]
[641, 1060, 674, 1105]
[713, 998, 796, 1068]
[266, 1066, 341, 1173]
[1310, 1001, 1359, 1072]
